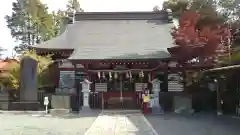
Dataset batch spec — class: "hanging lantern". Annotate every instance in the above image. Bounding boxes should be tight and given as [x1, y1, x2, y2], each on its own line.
[109, 72, 112, 79]
[129, 71, 132, 78]
[126, 72, 129, 78]
[148, 73, 151, 82]
[98, 72, 101, 78]
[102, 72, 106, 79]
[139, 70, 144, 78]
[114, 72, 118, 79]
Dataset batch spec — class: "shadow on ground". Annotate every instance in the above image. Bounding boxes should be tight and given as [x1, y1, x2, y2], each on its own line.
[145, 113, 240, 135]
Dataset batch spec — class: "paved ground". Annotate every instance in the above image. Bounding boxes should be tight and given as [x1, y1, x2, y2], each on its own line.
[146, 113, 240, 135]
[1, 110, 240, 135]
[0, 111, 99, 135]
[85, 110, 157, 135]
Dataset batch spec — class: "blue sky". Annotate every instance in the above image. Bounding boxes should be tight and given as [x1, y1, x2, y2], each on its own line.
[0, 0, 164, 58]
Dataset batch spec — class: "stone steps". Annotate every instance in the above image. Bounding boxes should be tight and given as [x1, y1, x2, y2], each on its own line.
[50, 109, 71, 116]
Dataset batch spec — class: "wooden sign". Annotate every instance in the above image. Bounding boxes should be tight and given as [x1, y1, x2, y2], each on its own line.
[135, 83, 147, 91]
[95, 83, 107, 92]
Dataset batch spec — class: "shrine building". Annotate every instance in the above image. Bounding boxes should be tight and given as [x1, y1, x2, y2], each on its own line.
[32, 11, 210, 110]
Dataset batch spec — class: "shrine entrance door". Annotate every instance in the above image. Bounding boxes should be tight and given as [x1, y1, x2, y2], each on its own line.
[105, 73, 139, 109]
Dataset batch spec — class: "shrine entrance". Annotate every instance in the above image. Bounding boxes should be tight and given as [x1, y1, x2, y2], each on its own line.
[104, 72, 141, 109]
[88, 62, 156, 110]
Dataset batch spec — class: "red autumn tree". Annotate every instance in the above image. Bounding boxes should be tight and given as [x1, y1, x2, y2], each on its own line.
[168, 11, 231, 65]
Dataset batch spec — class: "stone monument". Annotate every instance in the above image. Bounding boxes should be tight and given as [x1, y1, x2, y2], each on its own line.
[80, 79, 92, 111]
[151, 78, 164, 114]
[18, 56, 39, 110]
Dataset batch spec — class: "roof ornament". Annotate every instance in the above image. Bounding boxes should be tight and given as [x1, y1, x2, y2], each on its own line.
[67, 11, 75, 24]
[166, 9, 173, 22]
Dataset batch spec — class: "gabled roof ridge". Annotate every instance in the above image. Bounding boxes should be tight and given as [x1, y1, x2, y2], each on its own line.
[75, 11, 167, 14]
[73, 10, 172, 21]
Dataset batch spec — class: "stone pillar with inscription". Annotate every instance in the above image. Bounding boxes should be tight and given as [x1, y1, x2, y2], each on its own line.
[17, 57, 39, 110]
[80, 79, 92, 111]
[151, 78, 164, 114]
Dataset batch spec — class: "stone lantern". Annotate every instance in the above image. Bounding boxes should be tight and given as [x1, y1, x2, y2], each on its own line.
[80, 79, 92, 108]
[151, 78, 163, 114]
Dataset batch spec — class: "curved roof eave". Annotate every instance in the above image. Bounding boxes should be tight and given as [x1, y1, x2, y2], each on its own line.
[31, 25, 74, 50]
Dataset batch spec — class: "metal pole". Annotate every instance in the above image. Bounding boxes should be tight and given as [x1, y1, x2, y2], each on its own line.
[45, 105, 48, 114]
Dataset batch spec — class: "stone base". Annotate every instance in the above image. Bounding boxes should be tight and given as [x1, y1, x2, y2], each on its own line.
[151, 107, 164, 115]
[80, 106, 92, 113]
[237, 107, 240, 115]
[9, 101, 40, 111]
[50, 109, 71, 116]
[173, 95, 192, 114]
[217, 111, 223, 116]
[0, 101, 9, 110]
[51, 95, 71, 109]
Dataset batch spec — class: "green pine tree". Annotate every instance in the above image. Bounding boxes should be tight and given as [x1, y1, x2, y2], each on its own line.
[66, 0, 84, 12]
[5, 0, 62, 53]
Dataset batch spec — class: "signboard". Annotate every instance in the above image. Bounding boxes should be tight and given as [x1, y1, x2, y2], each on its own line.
[135, 83, 147, 92]
[44, 96, 49, 105]
[95, 83, 107, 92]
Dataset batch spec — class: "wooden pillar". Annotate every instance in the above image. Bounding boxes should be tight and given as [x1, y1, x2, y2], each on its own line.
[164, 63, 168, 92]
[101, 92, 104, 109]
[215, 76, 225, 116]
[182, 66, 186, 91]
[56, 62, 60, 89]
[215, 78, 221, 115]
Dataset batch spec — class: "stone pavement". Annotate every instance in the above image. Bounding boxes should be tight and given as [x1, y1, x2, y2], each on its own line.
[0, 111, 99, 135]
[84, 110, 157, 135]
[145, 113, 240, 135]
[2, 110, 240, 135]
[0, 110, 155, 135]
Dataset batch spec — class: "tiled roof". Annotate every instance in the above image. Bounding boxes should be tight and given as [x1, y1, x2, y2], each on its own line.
[33, 11, 175, 60]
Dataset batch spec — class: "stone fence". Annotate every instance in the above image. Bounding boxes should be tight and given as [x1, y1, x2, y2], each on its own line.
[0, 90, 50, 110]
